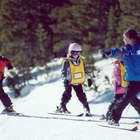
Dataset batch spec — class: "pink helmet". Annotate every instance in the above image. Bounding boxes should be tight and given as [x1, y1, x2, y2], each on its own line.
[68, 43, 82, 56]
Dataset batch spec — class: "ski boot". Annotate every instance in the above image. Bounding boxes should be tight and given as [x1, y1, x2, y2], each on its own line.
[1, 105, 17, 115]
[80, 108, 92, 117]
[108, 119, 119, 126]
[56, 106, 71, 114]
[84, 111, 92, 117]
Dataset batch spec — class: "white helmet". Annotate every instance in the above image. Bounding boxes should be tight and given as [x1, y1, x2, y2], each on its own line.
[68, 43, 82, 56]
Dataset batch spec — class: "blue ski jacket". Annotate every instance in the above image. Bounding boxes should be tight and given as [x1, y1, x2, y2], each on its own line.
[109, 42, 140, 81]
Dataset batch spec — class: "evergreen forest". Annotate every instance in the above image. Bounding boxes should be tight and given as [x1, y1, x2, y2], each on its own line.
[0, 0, 140, 96]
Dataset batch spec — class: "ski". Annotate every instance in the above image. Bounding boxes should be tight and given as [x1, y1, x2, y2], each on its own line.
[48, 112, 80, 117]
[47, 112, 139, 125]
[98, 124, 138, 131]
[48, 113, 139, 131]
[0, 112, 22, 116]
[0, 112, 139, 131]
[0, 113, 97, 123]
[48, 112, 94, 117]
[97, 114, 139, 131]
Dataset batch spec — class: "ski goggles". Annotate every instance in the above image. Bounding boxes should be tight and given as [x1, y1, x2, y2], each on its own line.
[71, 51, 82, 56]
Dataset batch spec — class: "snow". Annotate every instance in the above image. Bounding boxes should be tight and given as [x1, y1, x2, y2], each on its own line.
[0, 58, 140, 140]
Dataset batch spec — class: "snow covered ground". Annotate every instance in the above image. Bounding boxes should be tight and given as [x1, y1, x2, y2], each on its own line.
[0, 58, 140, 140]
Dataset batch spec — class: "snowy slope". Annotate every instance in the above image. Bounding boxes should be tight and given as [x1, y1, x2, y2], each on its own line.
[0, 58, 140, 140]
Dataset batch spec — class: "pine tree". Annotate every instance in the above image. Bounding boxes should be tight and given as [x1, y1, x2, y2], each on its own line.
[105, 0, 121, 49]
[0, 0, 54, 96]
[49, 0, 110, 55]
[117, 0, 140, 46]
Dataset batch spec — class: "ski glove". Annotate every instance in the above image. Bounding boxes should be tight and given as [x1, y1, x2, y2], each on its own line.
[102, 49, 111, 56]
[88, 79, 92, 87]
[7, 63, 13, 70]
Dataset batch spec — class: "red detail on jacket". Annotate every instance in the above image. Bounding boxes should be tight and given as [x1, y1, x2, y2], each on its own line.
[0, 59, 11, 80]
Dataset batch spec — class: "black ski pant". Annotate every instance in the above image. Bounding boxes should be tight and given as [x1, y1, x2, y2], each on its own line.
[106, 94, 123, 121]
[0, 81, 12, 107]
[60, 84, 90, 112]
[106, 94, 140, 121]
[110, 81, 140, 122]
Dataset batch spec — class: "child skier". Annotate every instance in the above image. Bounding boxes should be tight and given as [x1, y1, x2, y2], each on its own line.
[105, 60, 127, 121]
[0, 56, 16, 114]
[56, 43, 92, 116]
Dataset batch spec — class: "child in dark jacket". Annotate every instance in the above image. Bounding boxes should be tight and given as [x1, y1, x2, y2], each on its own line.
[56, 43, 92, 116]
[0, 56, 16, 114]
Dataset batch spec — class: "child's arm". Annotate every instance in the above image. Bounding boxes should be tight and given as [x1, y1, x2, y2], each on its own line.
[83, 58, 92, 87]
[102, 47, 125, 61]
[61, 59, 70, 86]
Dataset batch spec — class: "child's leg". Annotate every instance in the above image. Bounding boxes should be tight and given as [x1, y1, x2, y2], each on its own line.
[60, 85, 72, 110]
[0, 83, 12, 108]
[106, 94, 123, 121]
[130, 96, 140, 115]
[111, 82, 140, 122]
[73, 84, 90, 112]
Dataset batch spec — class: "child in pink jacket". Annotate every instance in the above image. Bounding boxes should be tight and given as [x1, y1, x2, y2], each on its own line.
[106, 60, 126, 121]
[112, 61, 126, 96]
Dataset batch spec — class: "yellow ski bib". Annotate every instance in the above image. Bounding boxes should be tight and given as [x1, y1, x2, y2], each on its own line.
[119, 62, 127, 88]
[67, 58, 86, 84]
